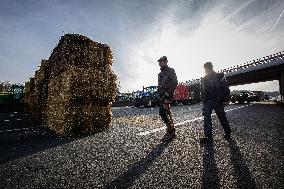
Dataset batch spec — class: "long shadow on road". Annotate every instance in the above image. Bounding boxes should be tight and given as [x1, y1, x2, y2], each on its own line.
[0, 126, 78, 164]
[104, 133, 175, 189]
[201, 139, 257, 189]
[227, 139, 257, 189]
[201, 141, 220, 189]
[0, 112, 88, 164]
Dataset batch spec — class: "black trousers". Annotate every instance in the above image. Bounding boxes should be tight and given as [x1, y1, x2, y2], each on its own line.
[202, 100, 231, 137]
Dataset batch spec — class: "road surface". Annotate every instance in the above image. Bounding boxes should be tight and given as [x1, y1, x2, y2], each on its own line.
[0, 103, 283, 188]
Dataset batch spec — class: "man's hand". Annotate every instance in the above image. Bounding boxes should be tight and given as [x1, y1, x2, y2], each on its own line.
[163, 100, 171, 109]
[223, 101, 229, 106]
[164, 99, 171, 104]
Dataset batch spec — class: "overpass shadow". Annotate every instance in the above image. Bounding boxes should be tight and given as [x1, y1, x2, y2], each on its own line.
[201, 141, 220, 189]
[227, 139, 257, 189]
[104, 133, 174, 189]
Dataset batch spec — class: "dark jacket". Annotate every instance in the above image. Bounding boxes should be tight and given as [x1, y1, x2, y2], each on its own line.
[158, 66, 178, 98]
[201, 71, 230, 103]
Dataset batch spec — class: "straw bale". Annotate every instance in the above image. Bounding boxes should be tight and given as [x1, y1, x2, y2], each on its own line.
[44, 34, 117, 136]
[24, 77, 35, 113]
[28, 59, 49, 121]
[48, 34, 113, 78]
[24, 80, 32, 112]
[46, 66, 116, 135]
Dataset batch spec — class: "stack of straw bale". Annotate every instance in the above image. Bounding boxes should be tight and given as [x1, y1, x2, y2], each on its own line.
[44, 34, 117, 136]
[24, 60, 49, 121]
[24, 78, 33, 112]
[33, 60, 49, 121]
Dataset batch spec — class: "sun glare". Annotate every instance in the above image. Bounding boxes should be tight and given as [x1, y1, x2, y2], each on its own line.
[122, 9, 280, 92]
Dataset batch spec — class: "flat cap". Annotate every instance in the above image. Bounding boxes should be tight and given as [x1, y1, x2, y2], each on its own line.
[157, 56, 168, 62]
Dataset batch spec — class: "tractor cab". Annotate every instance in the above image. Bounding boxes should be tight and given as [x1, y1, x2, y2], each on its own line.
[133, 86, 159, 107]
[11, 84, 24, 101]
[0, 84, 24, 104]
[142, 86, 158, 97]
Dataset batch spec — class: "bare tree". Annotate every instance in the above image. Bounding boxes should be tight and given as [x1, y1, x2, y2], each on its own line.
[0, 81, 12, 93]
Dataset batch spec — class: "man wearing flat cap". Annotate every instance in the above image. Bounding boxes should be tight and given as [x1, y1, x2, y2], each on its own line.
[157, 56, 178, 135]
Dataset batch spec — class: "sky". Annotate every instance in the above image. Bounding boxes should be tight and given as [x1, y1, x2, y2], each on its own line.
[0, 0, 283, 93]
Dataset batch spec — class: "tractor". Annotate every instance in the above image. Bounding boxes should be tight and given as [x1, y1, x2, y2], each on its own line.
[133, 86, 159, 108]
[0, 84, 24, 104]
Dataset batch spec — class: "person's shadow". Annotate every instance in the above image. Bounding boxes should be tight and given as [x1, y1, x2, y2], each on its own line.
[201, 141, 220, 189]
[227, 139, 257, 189]
[104, 133, 175, 189]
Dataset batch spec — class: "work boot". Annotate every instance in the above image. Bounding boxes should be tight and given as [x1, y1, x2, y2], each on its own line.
[224, 133, 231, 140]
[199, 136, 213, 144]
[166, 122, 175, 135]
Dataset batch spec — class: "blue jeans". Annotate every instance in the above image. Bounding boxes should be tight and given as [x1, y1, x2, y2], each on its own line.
[202, 100, 231, 137]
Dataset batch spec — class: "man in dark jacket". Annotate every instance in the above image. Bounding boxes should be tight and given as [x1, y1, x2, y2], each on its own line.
[200, 62, 231, 143]
[157, 56, 178, 134]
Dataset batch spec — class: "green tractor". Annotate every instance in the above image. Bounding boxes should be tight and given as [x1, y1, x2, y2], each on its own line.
[0, 84, 24, 104]
[113, 92, 134, 107]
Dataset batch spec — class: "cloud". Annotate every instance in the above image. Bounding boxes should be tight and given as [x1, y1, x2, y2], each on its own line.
[271, 9, 284, 31]
[0, 0, 283, 92]
[120, 0, 284, 92]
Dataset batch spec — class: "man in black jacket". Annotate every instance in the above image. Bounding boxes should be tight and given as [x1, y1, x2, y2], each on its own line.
[200, 62, 231, 143]
[157, 56, 178, 134]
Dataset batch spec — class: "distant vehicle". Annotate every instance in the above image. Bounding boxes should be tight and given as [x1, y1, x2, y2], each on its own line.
[231, 91, 261, 104]
[133, 86, 159, 107]
[249, 91, 261, 102]
[115, 93, 133, 101]
[112, 92, 134, 107]
[0, 84, 24, 104]
[133, 83, 202, 108]
[172, 83, 196, 105]
[262, 94, 270, 101]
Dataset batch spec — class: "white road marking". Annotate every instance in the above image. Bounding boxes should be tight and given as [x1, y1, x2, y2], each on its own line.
[137, 104, 252, 136]
[0, 127, 42, 134]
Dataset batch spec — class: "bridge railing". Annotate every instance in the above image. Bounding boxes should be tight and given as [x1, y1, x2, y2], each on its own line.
[219, 51, 284, 74]
[187, 51, 284, 85]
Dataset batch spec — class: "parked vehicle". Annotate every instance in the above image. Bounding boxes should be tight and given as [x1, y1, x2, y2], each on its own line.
[172, 83, 193, 105]
[133, 86, 159, 107]
[133, 82, 202, 108]
[262, 94, 270, 101]
[249, 91, 261, 102]
[112, 92, 134, 107]
[231, 91, 261, 104]
[0, 84, 25, 112]
[0, 84, 24, 104]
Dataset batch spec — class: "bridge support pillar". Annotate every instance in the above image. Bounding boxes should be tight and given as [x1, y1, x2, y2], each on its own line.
[280, 72, 284, 100]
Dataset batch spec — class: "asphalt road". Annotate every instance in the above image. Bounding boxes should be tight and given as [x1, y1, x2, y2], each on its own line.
[0, 103, 283, 188]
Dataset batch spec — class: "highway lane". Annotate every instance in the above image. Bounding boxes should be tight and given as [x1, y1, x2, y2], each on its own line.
[0, 103, 283, 188]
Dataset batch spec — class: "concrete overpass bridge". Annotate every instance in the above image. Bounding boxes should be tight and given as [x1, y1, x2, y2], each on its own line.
[187, 51, 284, 99]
